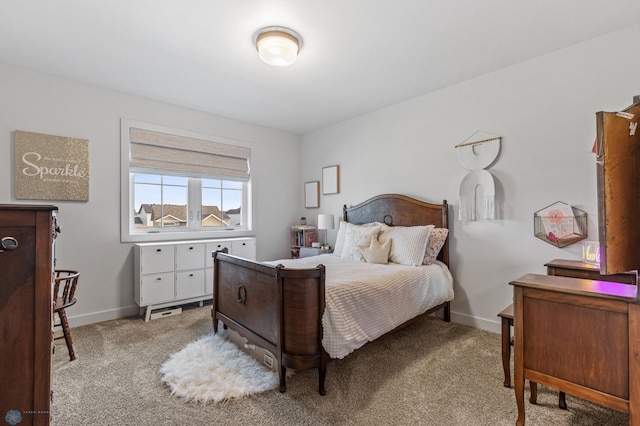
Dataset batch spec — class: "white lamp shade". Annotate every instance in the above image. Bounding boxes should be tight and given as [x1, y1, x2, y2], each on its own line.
[256, 30, 300, 67]
[317, 214, 335, 230]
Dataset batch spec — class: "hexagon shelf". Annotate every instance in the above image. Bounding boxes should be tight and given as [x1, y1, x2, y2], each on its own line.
[534, 201, 587, 248]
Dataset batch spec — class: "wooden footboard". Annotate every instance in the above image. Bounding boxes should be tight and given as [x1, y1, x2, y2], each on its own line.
[212, 251, 328, 395]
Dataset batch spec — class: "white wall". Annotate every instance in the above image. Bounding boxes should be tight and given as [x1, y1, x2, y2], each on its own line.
[301, 24, 640, 333]
[3, 24, 639, 332]
[0, 63, 301, 325]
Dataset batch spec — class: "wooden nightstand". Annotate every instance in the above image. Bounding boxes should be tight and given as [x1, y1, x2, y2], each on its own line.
[299, 247, 332, 258]
[545, 258, 637, 285]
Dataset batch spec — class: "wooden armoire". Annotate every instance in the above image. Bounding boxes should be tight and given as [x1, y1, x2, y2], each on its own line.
[0, 205, 57, 426]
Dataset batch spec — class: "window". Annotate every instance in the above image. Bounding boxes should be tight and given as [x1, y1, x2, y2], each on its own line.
[201, 179, 243, 228]
[121, 120, 253, 242]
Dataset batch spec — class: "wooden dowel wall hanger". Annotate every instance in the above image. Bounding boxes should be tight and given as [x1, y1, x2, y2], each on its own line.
[455, 136, 502, 149]
[455, 130, 502, 222]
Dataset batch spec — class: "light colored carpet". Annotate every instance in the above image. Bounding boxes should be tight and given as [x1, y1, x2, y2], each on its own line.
[160, 333, 278, 403]
[51, 306, 628, 425]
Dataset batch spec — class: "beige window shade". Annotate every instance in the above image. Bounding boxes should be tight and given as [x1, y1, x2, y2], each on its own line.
[129, 127, 251, 181]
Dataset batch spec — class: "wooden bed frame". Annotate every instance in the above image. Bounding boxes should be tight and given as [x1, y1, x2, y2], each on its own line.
[212, 194, 450, 395]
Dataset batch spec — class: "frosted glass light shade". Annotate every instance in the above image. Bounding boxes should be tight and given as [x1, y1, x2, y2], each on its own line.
[255, 28, 301, 67]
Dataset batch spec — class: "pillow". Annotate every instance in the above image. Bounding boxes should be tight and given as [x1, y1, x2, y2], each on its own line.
[341, 223, 382, 261]
[333, 221, 348, 257]
[378, 225, 433, 266]
[423, 227, 449, 265]
[334, 221, 380, 257]
[358, 235, 391, 264]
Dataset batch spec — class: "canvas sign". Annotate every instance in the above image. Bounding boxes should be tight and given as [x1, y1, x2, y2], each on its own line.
[14, 130, 89, 201]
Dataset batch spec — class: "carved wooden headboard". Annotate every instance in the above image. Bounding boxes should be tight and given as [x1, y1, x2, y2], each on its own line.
[343, 193, 449, 265]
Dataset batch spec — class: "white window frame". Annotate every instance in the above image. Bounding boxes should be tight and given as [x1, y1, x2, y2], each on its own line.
[120, 119, 254, 243]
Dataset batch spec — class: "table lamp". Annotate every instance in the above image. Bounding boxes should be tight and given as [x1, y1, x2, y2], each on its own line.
[317, 214, 335, 249]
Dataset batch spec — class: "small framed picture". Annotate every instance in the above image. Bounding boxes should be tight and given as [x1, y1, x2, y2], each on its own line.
[305, 181, 320, 208]
[322, 165, 339, 195]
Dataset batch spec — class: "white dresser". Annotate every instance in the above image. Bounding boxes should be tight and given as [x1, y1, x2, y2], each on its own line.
[134, 237, 256, 321]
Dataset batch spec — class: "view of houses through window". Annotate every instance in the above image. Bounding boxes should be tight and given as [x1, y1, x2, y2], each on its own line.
[133, 173, 243, 230]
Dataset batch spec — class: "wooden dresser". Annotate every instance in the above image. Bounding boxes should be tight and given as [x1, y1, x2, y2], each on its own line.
[510, 273, 640, 425]
[0, 205, 57, 425]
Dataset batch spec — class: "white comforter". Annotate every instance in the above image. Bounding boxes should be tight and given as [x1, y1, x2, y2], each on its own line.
[268, 254, 454, 359]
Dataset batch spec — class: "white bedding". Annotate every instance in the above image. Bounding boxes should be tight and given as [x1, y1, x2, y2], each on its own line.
[267, 254, 454, 359]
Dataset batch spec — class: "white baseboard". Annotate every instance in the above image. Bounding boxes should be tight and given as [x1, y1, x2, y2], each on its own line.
[451, 311, 501, 335]
[67, 305, 141, 328]
[65, 305, 503, 335]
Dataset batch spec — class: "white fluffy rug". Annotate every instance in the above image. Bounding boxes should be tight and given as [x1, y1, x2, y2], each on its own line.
[160, 333, 279, 404]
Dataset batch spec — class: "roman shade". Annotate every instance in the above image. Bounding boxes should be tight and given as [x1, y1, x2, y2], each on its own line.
[129, 127, 251, 181]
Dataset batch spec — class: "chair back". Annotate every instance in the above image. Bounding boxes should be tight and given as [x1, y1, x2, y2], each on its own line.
[53, 270, 80, 309]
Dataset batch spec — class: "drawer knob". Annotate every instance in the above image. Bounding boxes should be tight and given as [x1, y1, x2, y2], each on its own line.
[155, 277, 162, 282]
[156, 249, 162, 253]
[1, 236, 19, 251]
[237, 284, 247, 304]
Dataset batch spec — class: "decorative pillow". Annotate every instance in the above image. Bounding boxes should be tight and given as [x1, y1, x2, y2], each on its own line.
[333, 221, 348, 257]
[378, 225, 433, 266]
[333, 221, 381, 256]
[358, 235, 391, 264]
[423, 227, 449, 265]
[341, 223, 382, 261]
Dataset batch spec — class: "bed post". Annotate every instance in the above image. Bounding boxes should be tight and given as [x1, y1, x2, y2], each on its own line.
[440, 200, 449, 266]
[211, 248, 229, 334]
[278, 264, 327, 395]
[443, 302, 451, 322]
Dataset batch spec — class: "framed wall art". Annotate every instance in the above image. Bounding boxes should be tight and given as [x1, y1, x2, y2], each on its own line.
[305, 181, 319, 208]
[322, 165, 339, 195]
[14, 130, 90, 201]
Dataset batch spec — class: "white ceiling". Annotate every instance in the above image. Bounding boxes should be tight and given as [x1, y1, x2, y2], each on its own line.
[1, 1, 640, 134]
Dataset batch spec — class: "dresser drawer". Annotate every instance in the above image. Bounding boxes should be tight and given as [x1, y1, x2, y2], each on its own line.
[232, 239, 256, 260]
[206, 240, 233, 267]
[139, 245, 175, 274]
[205, 268, 214, 296]
[176, 269, 206, 299]
[140, 272, 174, 305]
[176, 243, 205, 271]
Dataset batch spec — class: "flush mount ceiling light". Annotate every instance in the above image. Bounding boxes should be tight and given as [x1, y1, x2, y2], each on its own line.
[254, 26, 302, 67]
